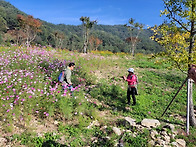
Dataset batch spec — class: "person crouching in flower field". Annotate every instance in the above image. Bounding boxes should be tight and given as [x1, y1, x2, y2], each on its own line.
[60, 62, 75, 97]
[123, 68, 138, 105]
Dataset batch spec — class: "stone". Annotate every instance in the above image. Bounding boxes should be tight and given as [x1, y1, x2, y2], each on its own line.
[124, 117, 136, 126]
[150, 130, 158, 140]
[168, 124, 175, 132]
[164, 124, 175, 132]
[54, 120, 59, 125]
[141, 119, 161, 128]
[112, 127, 122, 136]
[37, 133, 43, 137]
[171, 142, 178, 146]
[176, 139, 186, 147]
[156, 137, 165, 146]
[169, 133, 175, 140]
[0, 138, 7, 146]
[161, 131, 167, 136]
[163, 135, 170, 144]
[164, 145, 172, 147]
[148, 140, 155, 146]
[87, 120, 100, 129]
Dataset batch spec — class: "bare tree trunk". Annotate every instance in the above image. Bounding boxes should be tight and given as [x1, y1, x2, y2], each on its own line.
[187, 79, 196, 135]
[132, 45, 136, 56]
[83, 29, 88, 53]
[83, 41, 87, 53]
[187, 11, 196, 128]
[189, 79, 196, 127]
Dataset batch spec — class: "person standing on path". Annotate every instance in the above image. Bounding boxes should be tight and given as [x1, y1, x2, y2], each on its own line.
[123, 68, 138, 105]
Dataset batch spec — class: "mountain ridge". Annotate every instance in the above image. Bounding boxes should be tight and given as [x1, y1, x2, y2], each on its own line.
[0, 0, 162, 53]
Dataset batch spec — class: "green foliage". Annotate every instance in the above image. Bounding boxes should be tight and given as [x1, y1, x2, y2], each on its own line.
[123, 130, 149, 147]
[90, 82, 126, 112]
[90, 127, 115, 147]
[12, 132, 61, 146]
[58, 123, 85, 146]
[151, 0, 196, 70]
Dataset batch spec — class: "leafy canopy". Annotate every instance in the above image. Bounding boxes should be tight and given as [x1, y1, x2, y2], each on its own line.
[151, 0, 196, 71]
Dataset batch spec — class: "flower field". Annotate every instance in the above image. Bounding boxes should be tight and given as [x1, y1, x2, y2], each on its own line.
[0, 46, 88, 129]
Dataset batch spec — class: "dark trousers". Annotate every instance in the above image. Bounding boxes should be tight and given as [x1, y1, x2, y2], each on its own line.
[127, 87, 136, 105]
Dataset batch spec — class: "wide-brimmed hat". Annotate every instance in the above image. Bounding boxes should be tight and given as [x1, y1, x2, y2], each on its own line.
[128, 68, 134, 73]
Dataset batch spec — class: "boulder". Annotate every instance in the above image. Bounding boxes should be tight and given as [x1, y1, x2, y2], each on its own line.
[141, 119, 160, 128]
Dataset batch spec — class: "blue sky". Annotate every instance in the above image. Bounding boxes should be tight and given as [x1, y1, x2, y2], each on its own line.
[6, 0, 166, 27]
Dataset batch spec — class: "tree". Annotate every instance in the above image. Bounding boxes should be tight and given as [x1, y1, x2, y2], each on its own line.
[67, 34, 81, 51]
[6, 29, 26, 45]
[151, 0, 196, 132]
[0, 6, 7, 32]
[51, 31, 65, 49]
[80, 16, 97, 53]
[17, 15, 42, 46]
[124, 18, 144, 56]
[125, 36, 141, 53]
[89, 35, 102, 51]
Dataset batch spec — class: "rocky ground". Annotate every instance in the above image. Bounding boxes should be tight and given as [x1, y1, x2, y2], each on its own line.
[0, 107, 188, 147]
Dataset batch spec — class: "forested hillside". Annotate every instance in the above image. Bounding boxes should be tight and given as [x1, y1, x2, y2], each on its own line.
[0, 0, 163, 53]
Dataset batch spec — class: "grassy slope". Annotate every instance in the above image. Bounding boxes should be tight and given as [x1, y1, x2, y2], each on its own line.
[0, 46, 195, 146]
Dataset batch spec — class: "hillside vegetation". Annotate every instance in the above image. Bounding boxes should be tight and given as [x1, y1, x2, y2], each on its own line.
[0, 0, 162, 54]
[0, 45, 195, 146]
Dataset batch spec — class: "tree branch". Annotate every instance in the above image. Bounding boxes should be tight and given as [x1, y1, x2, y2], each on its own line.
[166, 6, 190, 32]
[174, 60, 187, 74]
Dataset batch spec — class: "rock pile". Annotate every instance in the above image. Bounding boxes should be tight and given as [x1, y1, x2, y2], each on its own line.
[113, 117, 186, 147]
[88, 117, 186, 147]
